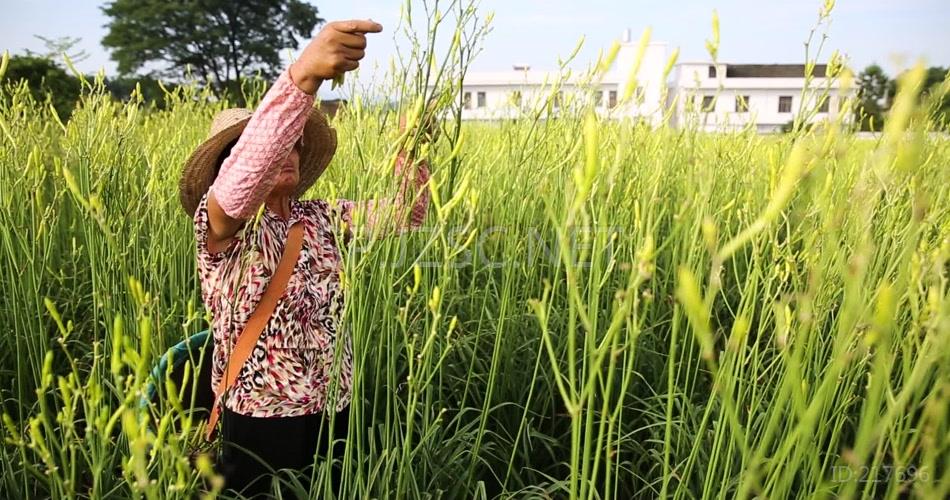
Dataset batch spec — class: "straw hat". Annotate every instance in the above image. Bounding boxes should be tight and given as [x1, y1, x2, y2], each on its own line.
[178, 106, 337, 217]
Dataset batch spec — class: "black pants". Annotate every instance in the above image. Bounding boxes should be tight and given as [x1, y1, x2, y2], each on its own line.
[215, 406, 349, 499]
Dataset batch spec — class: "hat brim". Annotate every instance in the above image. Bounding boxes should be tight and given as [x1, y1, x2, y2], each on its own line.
[178, 107, 337, 218]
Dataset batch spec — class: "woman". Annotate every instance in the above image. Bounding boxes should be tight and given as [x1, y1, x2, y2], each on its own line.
[177, 19, 431, 497]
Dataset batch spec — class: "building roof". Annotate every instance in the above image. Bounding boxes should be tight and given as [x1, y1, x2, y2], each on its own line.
[457, 70, 594, 87]
[724, 64, 827, 78]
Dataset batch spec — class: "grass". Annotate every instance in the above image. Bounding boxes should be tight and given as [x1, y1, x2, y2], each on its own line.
[1, 2, 949, 498]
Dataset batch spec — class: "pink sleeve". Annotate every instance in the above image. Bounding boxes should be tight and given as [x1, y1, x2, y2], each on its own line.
[209, 66, 315, 219]
[337, 151, 430, 238]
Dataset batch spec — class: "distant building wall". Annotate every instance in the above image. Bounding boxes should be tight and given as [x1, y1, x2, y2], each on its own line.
[670, 62, 848, 132]
[429, 34, 854, 133]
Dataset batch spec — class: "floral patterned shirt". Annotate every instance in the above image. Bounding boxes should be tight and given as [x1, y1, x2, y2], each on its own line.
[192, 67, 429, 417]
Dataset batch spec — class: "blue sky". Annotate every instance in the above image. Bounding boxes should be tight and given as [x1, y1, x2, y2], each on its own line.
[2, 0, 947, 96]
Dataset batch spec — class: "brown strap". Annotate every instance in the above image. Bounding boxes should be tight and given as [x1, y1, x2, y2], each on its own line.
[205, 221, 305, 441]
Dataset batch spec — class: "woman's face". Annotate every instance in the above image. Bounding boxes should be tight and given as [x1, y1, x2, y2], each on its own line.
[271, 138, 302, 197]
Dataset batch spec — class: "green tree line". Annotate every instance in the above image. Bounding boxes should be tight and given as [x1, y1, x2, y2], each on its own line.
[1, 54, 172, 121]
[1, 0, 325, 120]
[855, 63, 950, 131]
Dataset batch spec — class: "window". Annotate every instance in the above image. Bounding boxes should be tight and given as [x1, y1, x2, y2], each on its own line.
[736, 95, 750, 113]
[818, 97, 830, 113]
[595, 90, 603, 107]
[608, 90, 618, 108]
[709, 65, 718, 78]
[702, 95, 716, 112]
[552, 91, 563, 109]
[511, 90, 523, 107]
[477, 91, 486, 108]
[463, 91, 472, 110]
[778, 96, 793, 113]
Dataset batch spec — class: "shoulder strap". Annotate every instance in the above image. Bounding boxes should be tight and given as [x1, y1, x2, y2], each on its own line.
[205, 221, 305, 441]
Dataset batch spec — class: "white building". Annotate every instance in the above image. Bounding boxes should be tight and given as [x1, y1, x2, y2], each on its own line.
[440, 30, 850, 133]
[670, 62, 846, 133]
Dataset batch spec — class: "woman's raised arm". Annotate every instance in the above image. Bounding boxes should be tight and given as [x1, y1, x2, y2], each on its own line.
[203, 19, 383, 251]
[204, 68, 315, 242]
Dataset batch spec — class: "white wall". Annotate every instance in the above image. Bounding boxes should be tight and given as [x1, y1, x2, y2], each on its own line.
[454, 83, 625, 120]
[669, 63, 851, 132]
[670, 88, 844, 132]
[448, 42, 672, 122]
[435, 40, 853, 133]
[602, 42, 670, 125]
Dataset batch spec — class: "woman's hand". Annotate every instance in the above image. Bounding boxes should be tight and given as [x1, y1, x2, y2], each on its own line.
[290, 19, 383, 94]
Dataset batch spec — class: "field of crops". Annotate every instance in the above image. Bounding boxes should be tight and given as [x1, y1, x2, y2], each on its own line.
[1, 25, 949, 499]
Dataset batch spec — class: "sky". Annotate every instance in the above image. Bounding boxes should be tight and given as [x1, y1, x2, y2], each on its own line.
[2, 0, 948, 98]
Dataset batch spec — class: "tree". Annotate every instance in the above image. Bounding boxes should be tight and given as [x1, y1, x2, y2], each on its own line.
[921, 66, 950, 130]
[101, 0, 324, 97]
[23, 35, 90, 64]
[1, 55, 81, 120]
[105, 75, 170, 109]
[885, 66, 950, 131]
[855, 64, 895, 132]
